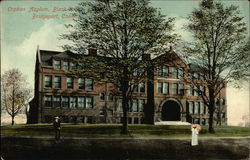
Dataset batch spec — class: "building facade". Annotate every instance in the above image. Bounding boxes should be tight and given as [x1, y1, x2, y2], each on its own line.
[28, 47, 227, 125]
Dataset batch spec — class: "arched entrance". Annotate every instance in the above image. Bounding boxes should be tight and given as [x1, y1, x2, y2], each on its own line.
[162, 100, 180, 121]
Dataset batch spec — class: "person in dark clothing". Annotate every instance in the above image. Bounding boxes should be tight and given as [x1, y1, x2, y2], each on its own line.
[53, 116, 61, 140]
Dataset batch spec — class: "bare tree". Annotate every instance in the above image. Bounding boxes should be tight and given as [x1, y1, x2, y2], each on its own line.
[1, 69, 32, 125]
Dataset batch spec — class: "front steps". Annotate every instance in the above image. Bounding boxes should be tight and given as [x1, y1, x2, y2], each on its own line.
[154, 121, 191, 125]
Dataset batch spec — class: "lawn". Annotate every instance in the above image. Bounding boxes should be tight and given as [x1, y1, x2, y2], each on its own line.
[1, 124, 250, 138]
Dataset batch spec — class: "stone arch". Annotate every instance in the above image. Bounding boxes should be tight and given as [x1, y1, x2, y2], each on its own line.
[159, 98, 183, 112]
[160, 98, 183, 121]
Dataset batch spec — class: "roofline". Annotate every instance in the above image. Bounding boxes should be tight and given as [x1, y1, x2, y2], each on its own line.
[39, 49, 63, 53]
[152, 49, 189, 68]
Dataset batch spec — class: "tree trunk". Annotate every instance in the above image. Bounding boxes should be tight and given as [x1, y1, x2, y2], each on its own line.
[11, 115, 15, 126]
[121, 68, 129, 135]
[208, 88, 215, 133]
[145, 62, 154, 124]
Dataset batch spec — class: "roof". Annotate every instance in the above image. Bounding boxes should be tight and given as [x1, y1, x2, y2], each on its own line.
[152, 48, 188, 68]
[38, 48, 205, 73]
[39, 50, 62, 66]
[188, 63, 206, 72]
[39, 50, 82, 66]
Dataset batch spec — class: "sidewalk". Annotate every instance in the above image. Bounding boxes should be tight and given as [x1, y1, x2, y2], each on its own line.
[2, 135, 250, 160]
[1, 134, 250, 139]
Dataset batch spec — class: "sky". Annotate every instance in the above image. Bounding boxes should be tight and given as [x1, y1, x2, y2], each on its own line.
[1, 0, 249, 126]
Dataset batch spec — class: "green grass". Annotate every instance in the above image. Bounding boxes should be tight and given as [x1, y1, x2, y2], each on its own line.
[1, 124, 250, 138]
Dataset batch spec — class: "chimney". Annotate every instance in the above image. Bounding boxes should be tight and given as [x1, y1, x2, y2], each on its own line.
[88, 48, 97, 56]
[142, 54, 151, 61]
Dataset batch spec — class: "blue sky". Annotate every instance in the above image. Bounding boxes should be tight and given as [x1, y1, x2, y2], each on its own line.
[1, 0, 249, 126]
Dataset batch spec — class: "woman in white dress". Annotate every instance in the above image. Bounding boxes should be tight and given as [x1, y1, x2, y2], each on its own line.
[191, 124, 200, 146]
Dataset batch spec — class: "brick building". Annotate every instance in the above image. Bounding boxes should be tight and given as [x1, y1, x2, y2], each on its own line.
[28, 47, 227, 125]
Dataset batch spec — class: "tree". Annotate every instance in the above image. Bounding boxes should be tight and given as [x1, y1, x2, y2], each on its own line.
[61, 0, 177, 134]
[1, 69, 32, 125]
[184, 0, 249, 133]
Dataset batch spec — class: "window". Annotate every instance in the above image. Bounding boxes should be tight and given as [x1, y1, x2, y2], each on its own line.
[79, 62, 85, 69]
[118, 99, 123, 112]
[54, 60, 61, 70]
[78, 78, 85, 90]
[163, 65, 169, 76]
[200, 73, 205, 81]
[107, 109, 113, 117]
[63, 61, 69, 70]
[139, 82, 145, 93]
[128, 100, 133, 112]
[100, 93, 105, 100]
[157, 82, 163, 93]
[194, 118, 200, 124]
[44, 75, 52, 88]
[178, 84, 184, 95]
[44, 95, 52, 107]
[108, 93, 114, 101]
[128, 118, 132, 124]
[134, 118, 139, 124]
[221, 112, 226, 118]
[134, 82, 138, 93]
[71, 63, 76, 70]
[189, 85, 194, 96]
[172, 83, 178, 95]
[222, 99, 226, 105]
[194, 86, 199, 96]
[172, 67, 178, 78]
[157, 65, 163, 76]
[194, 102, 199, 114]
[140, 117, 144, 124]
[79, 116, 85, 123]
[85, 78, 93, 90]
[189, 101, 194, 114]
[139, 99, 145, 112]
[67, 77, 73, 89]
[178, 68, 184, 79]
[188, 73, 192, 80]
[200, 86, 205, 96]
[86, 97, 93, 109]
[132, 99, 138, 112]
[163, 83, 169, 94]
[200, 102, 205, 114]
[194, 72, 199, 80]
[54, 76, 61, 89]
[201, 118, 206, 125]
[78, 97, 85, 108]
[99, 109, 105, 116]
[62, 96, 69, 108]
[70, 97, 77, 108]
[53, 96, 61, 108]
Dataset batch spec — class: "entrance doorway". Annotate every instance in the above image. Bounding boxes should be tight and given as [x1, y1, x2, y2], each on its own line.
[162, 100, 180, 121]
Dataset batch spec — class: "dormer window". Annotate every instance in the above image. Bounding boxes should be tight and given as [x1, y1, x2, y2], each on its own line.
[163, 66, 169, 76]
[63, 61, 69, 70]
[54, 60, 61, 70]
[172, 67, 178, 78]
[99, 93, 105, 100]
[71, 63, 76, 70]
[178, 68, 184, 79]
